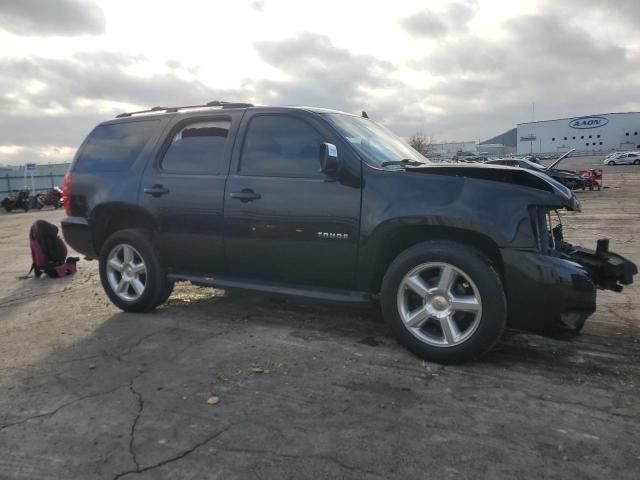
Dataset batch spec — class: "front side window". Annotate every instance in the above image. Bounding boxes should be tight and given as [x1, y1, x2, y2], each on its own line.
[161, 119, 230, 175]
[239, 115, 324, 177]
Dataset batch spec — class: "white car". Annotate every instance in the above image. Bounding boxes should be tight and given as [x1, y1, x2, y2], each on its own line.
[604, 152, 640, 165]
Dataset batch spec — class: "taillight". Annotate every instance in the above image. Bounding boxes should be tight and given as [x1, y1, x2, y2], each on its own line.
[62, 171, 72, 215]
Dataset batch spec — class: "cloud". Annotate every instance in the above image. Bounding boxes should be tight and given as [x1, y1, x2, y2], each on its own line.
[0, 34, 426, 165]
[408, 13, 638, 140]
[1, 7, 640, 166]
[0, 0, 106, 36]
[0, 52, 242, 112]
[546, 0, 640, 23]
[250, 0, 265, 12]
[400, 1, 477, 38]
[0, 51, 247, 164]
[251, 33, 431, 134]
[254, 33, 396, 102]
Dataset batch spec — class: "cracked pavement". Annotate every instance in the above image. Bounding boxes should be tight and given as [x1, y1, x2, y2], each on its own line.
[0, 173, 639, 479]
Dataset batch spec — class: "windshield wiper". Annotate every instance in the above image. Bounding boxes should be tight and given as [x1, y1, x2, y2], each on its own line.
[380, 158, 427, 167]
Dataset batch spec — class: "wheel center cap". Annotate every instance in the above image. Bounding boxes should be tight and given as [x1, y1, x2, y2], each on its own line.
[432, 295, 449, 311]
[124, 266, 133, 277]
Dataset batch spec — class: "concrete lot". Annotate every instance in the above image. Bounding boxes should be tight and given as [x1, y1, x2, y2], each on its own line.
[0, 173, 639, 480]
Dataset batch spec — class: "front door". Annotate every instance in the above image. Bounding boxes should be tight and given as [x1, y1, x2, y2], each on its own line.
[140, 113, 241, 274]
[223, 111, 361, 290]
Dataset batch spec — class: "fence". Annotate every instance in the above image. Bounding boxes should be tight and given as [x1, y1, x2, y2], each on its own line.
[0, 171, 64, 199]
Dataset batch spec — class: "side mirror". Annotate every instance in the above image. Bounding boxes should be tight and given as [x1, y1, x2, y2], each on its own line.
[320, 142, 339, 176]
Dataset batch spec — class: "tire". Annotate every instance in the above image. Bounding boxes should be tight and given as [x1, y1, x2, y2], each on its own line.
[380, 240, 506, 364]
[155, 280, 175, 307]
[99, 229, 167, 313]
[4, 206, 11, 212]
[608, 160, 615, 166]
[23, 204, 29, 212]
[634, 159, 640, 165]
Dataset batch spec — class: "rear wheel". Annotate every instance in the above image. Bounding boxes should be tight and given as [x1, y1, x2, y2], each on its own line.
[634, 159, 640, 165]
[99, 229, 167, 312]
[381, 240, 506, 364]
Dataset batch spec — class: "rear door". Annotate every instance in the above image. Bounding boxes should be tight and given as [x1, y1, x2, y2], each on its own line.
[140, 112, 242, 274]
[223, 110, 362, 289]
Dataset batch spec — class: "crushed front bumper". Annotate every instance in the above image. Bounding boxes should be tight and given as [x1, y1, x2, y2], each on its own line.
[501, 239, 637, 335]
[556, 238, 637, 292]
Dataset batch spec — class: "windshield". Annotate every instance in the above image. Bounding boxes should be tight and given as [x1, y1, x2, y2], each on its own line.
[323, 113, 429, 167]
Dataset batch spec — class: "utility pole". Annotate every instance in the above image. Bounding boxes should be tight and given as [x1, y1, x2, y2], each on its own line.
[532, 102, 535, 121]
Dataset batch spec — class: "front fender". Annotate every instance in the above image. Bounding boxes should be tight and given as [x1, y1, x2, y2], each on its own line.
[356, 167, 565, 291]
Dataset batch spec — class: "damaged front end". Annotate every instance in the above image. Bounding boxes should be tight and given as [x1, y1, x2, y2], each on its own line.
[531, 207, 637, 292]
[502, 204, 637, 337]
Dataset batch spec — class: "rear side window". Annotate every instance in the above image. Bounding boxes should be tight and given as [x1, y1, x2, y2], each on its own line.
[161, 119, 231, 175]
[239, 115, 323, 177]
[74, 120, 157, 173]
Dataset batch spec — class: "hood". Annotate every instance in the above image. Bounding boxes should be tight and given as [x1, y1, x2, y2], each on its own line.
[406, 163, 580, 211]
[548, 148, 576, 170]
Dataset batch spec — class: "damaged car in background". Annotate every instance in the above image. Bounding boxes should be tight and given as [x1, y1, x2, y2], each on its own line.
[485, 149, 587, 190]
[61, 103, 637, 364]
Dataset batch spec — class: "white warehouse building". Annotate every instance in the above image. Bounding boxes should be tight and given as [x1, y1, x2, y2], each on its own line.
[517, 112, 640, 154]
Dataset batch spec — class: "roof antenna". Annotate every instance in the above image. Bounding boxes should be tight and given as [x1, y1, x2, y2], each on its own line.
[361, 110, 369, 119]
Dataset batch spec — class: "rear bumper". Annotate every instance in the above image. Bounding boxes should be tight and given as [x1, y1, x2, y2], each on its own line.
[502, 249, 597, 334]
[61, 216, 96, 259]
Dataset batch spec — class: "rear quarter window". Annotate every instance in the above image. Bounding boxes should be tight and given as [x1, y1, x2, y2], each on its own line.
[73, 120, 158, 173]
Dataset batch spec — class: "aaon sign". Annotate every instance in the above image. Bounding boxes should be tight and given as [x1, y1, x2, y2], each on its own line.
[568, 116, 609, 129]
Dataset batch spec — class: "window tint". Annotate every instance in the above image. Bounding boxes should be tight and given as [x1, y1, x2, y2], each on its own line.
[74, 120, 157, 173]
[161, 120, 230, 175]
[240, 115, 323, 177]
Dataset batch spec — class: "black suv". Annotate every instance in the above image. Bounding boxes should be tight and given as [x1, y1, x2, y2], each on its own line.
[61, 102, 637, 363]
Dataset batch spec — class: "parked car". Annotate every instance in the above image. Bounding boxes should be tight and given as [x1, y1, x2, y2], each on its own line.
[61, 102, 637, 364]
[604, 152, 640, 165]
[485, 151, 585, 190]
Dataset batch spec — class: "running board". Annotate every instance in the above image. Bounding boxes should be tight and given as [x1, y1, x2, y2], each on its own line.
[167, 273, 373, 304]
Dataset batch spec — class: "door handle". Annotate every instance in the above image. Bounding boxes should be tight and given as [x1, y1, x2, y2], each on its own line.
[144, 185, 170, 197]
[229, 189, 261, 203]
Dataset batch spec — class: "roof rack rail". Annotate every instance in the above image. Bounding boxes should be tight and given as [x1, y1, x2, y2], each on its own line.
[115, 101, 254, 118]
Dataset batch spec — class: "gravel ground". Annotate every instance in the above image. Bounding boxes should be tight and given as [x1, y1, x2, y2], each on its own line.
[0, 173, 638, 480]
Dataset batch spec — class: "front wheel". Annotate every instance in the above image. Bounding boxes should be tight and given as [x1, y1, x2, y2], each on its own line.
[99, 229, 167, 313]
[608, 160, 615, 166]
[380, 241, 506, 364]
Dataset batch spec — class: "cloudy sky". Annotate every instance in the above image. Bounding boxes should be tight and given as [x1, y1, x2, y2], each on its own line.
[0, 0, 639, 165]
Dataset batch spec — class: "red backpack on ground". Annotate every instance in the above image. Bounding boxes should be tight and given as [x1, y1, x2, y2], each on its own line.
[29, 220, 78, 278]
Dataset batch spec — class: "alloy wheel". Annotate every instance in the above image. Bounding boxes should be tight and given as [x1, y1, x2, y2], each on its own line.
[106, 244, 147, 301]
[397, 262, 483, 347]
